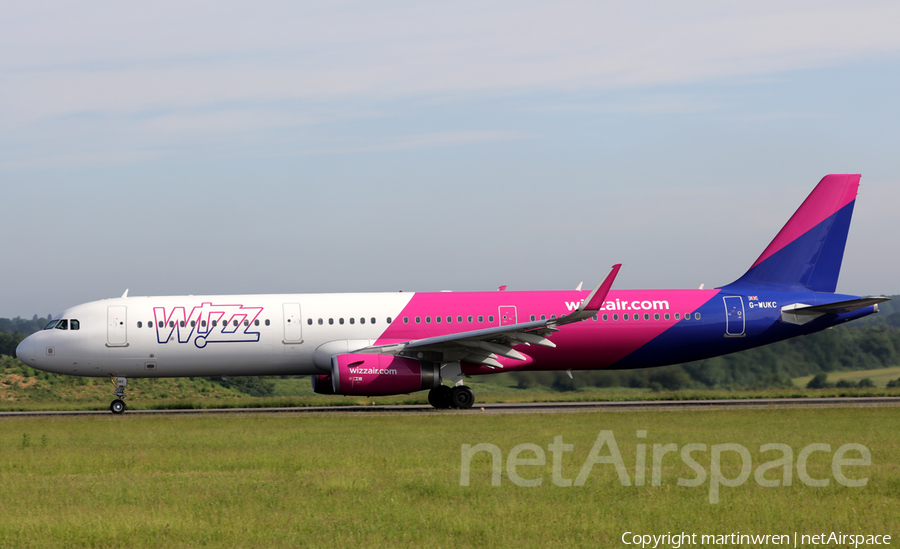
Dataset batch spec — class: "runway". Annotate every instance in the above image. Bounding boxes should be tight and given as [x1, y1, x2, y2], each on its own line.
[1, 396, 899, 417]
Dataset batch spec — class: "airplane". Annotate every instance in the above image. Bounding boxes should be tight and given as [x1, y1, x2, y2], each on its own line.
[15, 174, 889, 413]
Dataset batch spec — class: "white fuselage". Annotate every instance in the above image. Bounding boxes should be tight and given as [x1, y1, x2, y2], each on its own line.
[16, 293, 414, 378]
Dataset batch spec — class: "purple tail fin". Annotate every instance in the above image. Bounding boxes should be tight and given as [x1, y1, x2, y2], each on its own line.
[721, 174, 860, 293]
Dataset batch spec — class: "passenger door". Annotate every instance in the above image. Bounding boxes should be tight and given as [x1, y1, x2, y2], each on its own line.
[283, 303, 303, 343]
[107, 306, 128, 347]
[723, 296, 745, 337]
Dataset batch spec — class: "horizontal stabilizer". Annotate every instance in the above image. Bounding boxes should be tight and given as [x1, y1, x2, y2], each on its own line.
[787, 297, 890, 315]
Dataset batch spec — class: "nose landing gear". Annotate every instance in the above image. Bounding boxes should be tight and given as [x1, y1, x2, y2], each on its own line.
[109, 376, 127, 414]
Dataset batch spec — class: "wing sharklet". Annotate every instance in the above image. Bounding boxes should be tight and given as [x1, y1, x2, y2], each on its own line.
[551, 264, 621, 326]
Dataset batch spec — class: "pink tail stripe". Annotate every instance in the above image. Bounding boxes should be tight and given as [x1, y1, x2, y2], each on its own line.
[750, 174, 859, 269]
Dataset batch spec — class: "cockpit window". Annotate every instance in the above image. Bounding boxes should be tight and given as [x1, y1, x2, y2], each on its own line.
[44, 320, 59, 330]
[55, 319, 68, 330]
[70, 319, 79, 330]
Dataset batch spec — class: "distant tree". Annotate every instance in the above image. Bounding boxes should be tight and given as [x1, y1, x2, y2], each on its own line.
[0, 331, 24, 357]
[886, 378, 900, 388]
[648, 367, 692, 390]
[806, 373, 832, 389]
[857, 378, 875, 388]
[210, 376, 275, 397]
[835, 379, 857, 388]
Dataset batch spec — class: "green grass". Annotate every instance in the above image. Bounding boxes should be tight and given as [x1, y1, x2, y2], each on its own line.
[0, 406, 897, 547]
[793, 366, 900, 388]
[0, 385, 899, 412]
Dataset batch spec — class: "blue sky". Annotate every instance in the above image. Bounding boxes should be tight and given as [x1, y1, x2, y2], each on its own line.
[3, 1, 900, 318]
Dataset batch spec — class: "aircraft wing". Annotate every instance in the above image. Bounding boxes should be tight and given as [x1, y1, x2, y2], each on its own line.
[352, 265, 621, 368]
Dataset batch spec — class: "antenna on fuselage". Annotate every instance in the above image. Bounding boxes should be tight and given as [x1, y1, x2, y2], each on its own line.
[121, 289, 129, 298]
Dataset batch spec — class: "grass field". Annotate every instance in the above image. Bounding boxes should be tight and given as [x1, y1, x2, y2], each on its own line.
[793, 366, 900, 388]
[0, 405, 897, 548]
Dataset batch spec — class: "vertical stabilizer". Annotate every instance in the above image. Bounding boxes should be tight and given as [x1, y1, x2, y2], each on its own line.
[721, 174, 860, 293]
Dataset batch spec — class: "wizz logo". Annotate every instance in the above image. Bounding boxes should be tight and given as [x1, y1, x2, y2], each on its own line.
[153, 303, 264, 348]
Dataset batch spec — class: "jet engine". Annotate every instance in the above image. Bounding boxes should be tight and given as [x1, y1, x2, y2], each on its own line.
[314, 354, 440, 396]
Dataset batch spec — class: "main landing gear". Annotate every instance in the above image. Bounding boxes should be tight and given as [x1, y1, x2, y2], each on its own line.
[110, 376, 127, 414]
[428, 385, 475, 409]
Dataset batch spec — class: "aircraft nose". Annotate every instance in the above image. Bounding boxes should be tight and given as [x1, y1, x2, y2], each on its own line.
[15, 336, 35, 364]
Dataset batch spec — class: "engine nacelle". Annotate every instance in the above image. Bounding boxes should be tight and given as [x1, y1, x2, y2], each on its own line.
[330, 354, 440, 396]
[311, 374, 337, 395]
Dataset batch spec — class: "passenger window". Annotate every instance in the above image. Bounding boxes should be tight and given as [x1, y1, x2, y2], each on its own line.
[349, 318, 355, 325]
[415, 317, 421, 324]
[478, 315, 483, 322]
[169, 321, 175, 328]
[613, 314, 618, 321]
[488, 315, 494, 323]
[254, 320, 259, 326]
[137, 321, 143, 328]
[318, 318, 323, 325]
[339, 318, 344, 325]
[191, 320, 196, 327]
[56, 319, 68, 330]
[664, 313, 670, 320]
[265, 319, 270, 326]
[530, 315, 535, 321]
[329, 318, 334, 325]
[386, 317, 391, 324]
[593, 315, 598, 321]
[212, 320, 217, 327]
[674, 313, 680, 320]
[644, 313, 649, 320]
[360, 318, 365, 324]
[467, 316, 473, 322]
[307, 319, 313, 325]
[602, 314, 608, 321]
[457, 316, 462, 323]
[71, 319, 79, 330]
[158, 321, 164, 328]
[425, 316, 431, 323]
[180, 321, 185, 328]
[623, 314, 629, 321]
[404, 317, 409, 324]
[233, 320, 238, 326]
[244, 320, 250, 326]
[202, 320, 207, 327]
[448, 316, 453, 323]
[654, 313, 660, 320]
[540, 315, 546, 320]
[148, 321, 153, 328]
[550, 315, 556, 320]
[435, 316, 441, 323]
[695, 313, 701, 320]
[372, 317, 377, 324]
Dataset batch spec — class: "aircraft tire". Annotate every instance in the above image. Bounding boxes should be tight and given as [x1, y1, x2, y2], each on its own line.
[110, 399, 126, 414]
[428, 385, 453, 409]
[450, 386, 475, 409]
